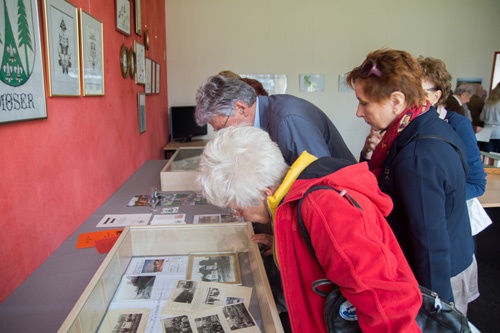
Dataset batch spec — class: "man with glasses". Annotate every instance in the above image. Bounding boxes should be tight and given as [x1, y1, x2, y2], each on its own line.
[194, 74, 356, 165]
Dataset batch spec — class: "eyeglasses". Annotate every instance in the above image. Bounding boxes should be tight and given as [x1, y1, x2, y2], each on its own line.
[360, 59, 382, 78]
[222, 114, 230, 129]
[424, 87, 438, 92]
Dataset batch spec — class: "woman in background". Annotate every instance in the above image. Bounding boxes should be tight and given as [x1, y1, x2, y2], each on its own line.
[480, 82, 500, 152]
[346, 49, 475, 313]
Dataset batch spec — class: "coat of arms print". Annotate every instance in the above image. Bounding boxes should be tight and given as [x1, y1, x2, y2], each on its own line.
[0, 0, 47, 123]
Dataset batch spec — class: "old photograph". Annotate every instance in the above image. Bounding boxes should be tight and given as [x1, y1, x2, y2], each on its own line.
[187, 253, 241, 284]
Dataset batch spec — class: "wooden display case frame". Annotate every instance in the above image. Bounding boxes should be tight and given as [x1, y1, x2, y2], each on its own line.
[58, 223, 283, 332]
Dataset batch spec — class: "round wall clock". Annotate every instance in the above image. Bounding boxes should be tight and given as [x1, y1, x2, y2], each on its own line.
[128, 48, 136, 80]
[120, 44, 129, 79]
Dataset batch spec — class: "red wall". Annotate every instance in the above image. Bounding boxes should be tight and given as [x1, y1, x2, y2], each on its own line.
[0, 0, 168, 302]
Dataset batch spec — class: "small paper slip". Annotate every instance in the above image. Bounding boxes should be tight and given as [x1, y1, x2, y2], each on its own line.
[94, 236, 120, 254]
[161, 207, 179, 214]
[150, 214, 186, 225]
[76, 229, 124, 248]
[96, 214, 152, 227]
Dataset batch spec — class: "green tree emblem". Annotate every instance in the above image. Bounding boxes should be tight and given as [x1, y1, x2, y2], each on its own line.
[1, 0, 34, 87]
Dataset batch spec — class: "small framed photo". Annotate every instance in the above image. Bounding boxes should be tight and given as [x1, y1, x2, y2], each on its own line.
[119, 44, 128, 79]
[138, 92, 146, 133]
[187, 253, 241, 284]
[128, 47, 136, 80]
[145, 57, 152, 94]
[43, 0, 80, 96]
[151, 61, 156, 94]
[80, 10, 104, 96]
[155, 62, 160, 94]
[115, 0, 130, 36]
[135, 41, 146, 84]
[135, 0, 142, 36]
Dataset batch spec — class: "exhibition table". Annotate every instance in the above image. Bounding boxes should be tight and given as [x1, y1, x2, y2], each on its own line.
[0, 160, 229, 333]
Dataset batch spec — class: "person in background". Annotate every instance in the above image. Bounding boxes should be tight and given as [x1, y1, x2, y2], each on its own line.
[468, 84, 487, 133]
[196, 125, 422, 333]
[346, 49, 475, 314]
[218, 70, 269, 96]
[418, 56, 486, 202]
[445, 83, 477, 119]
[480, 82, 500, 152]
[195, 74, 356, 165]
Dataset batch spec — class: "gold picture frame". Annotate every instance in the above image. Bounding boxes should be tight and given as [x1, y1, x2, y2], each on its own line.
[43, 0, 81, 96]
[128, 47, 136, 80]
[186, 253, 241, 285]
[80, 10, 104, 96]
[120, 44, 128, 79]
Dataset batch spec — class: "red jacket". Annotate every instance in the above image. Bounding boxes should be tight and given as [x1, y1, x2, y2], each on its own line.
[274, 161, 422, 333]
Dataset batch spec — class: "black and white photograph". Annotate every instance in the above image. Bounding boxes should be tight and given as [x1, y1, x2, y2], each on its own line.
[187, 253, 241, 284]
[116, 275, 156, 300]
[194, 314, 224, 333]
[97, 309, 149, 333]
[43, 0, 80, 96]
[163, 315, 193, 333]
[222, 303, 257, 330]
[171, 280, 198, 304]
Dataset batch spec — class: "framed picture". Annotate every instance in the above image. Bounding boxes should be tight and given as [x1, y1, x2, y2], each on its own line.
[115, 0, 130, 36]
[151, 61, 155, 94]
[43, 0, 80, 96]
[138, 93, 146, 133]
[135, 0, 142, 36]
[490, 51, 500, 92]
[119, 44, 128, 79]
[128, 47, 136, 79]
[145, 58, 152, 94]
[135, 41, 145, 84]
[186, 253, 241, 284]
[0, 0, 47, 123]
[80, 10, 104, 96]
[155, 62, 160, 94]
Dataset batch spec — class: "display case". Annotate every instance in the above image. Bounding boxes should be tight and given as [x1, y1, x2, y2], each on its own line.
[160, 147, 204, 191]
[58, 223, 283, 333]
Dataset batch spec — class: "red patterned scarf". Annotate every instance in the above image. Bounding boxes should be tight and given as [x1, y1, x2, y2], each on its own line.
[370, 102, 430, 179]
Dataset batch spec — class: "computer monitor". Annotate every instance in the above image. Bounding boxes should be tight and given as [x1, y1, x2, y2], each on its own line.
[169, 106, 207, 142]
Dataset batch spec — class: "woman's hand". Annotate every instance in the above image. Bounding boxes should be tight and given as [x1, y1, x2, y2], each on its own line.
[362, 129, 383, 159]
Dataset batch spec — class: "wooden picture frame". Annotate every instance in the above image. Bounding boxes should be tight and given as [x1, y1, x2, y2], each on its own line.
[0, 0, 47, 123]
[138, 92, 146, 133]
[43, 0, 80, 96]
[135, 0, 142, 36]
[145, 58, 152, 94]
[120, 44, 128, 79]
[490, 51, 500, 92]
[134, 41, 145, 85]
[80, 10, 104, 96]
[128, 47, 136, 80]
[115, 0, 130, 36]
[186, 253, 241, 285]
[155, 62, 160, 94]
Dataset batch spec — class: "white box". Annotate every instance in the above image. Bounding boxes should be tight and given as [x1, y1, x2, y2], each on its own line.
[160, 147, 204, 191]
[58, 223, 283, 332]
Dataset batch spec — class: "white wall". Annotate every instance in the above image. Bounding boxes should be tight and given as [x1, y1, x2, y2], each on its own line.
[165, 0, 500, 154]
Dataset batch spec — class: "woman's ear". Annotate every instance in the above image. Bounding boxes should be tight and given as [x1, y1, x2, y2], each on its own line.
[390, 91, 406, 115]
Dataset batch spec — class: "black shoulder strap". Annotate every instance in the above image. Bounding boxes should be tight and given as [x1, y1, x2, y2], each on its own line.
[412, 135, 467, 175]
[297, 185, 363, 259]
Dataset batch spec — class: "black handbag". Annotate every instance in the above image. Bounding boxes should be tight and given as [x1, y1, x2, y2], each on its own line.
[297, 185, 471, 333]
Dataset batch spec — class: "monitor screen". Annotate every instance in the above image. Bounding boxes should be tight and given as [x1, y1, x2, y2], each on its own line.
[170, 106, 207, 142]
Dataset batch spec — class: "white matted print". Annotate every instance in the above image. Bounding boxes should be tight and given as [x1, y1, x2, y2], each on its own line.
[134, 41, 145, 84]
[0, 0, 47, 123]
[79, 10, 104, 96]
[43, 0, 80, 96]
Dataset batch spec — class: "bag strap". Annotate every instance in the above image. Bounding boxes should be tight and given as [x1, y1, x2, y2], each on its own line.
[297, 185, 363, 267]
[412, 134, 467, 175]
